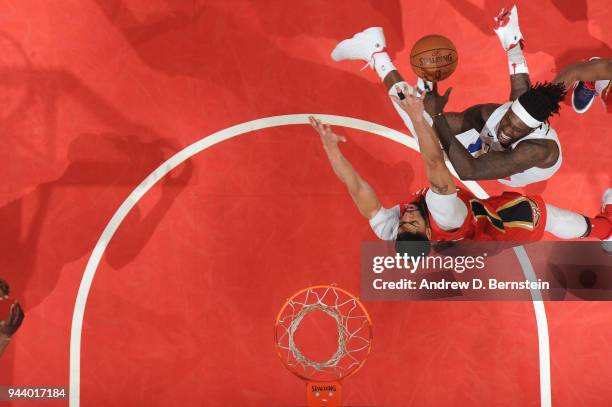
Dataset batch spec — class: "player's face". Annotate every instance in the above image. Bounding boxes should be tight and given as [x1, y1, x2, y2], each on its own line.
[497, 110, 533, 146]
[399, 204, 427, 235]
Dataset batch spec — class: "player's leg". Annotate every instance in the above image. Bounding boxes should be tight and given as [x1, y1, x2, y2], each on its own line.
[571, 57, 612, 114]
[544, 189, 612, 245]
[493, 5, 530, 100]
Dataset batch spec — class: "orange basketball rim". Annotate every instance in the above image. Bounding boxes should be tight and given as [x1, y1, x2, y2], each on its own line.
[274, 285, 373, 407]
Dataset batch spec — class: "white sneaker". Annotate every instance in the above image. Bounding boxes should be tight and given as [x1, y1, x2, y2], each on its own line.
[493, 5, 523, 50]
[331, 27, 386, 66]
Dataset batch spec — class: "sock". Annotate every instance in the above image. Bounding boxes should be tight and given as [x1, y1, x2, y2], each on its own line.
[372, 52, 396, 81]
[507, 46, 528, 75]
[595, 79, 610, 95]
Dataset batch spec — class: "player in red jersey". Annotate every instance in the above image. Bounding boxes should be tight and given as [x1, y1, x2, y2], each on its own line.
[309, 86, 611, 254]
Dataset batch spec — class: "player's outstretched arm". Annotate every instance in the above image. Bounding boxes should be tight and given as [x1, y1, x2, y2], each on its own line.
[309, 117, 382, 219]
[390, 86, 455, 195]
[554, 58, 612, 91]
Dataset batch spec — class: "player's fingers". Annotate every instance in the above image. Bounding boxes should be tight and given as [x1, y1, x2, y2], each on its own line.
[339, 136, 347, 143]
[13, 303, 24, 330]
[314, 119, 325, 133]
[433, 81, 438, 94]
[317, 120, 327, 133]
[8, 302, 21, 324]
[324, 124, 332, 133]
[308, 116, 318, 129]
[389, 94, 401, 105]
[394, 86, 406, 100]
[8, 303, 17, 327]
[444, 87, 453, 98]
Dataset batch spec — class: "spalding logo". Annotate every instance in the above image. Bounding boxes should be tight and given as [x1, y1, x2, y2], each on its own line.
[311, 384, 337, 392]
[419, 54, 454, 65]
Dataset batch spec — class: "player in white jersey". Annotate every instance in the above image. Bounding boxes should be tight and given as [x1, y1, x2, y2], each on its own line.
[453, 93, 563, 186]
[330, 6, 566, 187]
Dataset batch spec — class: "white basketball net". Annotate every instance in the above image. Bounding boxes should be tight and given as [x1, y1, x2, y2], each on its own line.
[275, 286, 372, 382]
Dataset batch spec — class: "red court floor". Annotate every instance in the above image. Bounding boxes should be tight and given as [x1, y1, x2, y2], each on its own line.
[0, 1, 610, 406]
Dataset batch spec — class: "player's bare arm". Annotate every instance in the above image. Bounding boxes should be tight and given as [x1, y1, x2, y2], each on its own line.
[390, 85, 455, 195]
[509, 73, 531, 101]
[443, 139, 557, 180]
[554, 58, 612, 90]
[309, 116, 382, 219]
[435, 103, 499, 135]
[427, 83, 557, 180]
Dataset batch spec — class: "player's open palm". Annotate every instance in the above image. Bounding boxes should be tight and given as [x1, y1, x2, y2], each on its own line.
[423, 82, 452, 116]
[309, 116, 346, 149]
[0, 303, 24, 339]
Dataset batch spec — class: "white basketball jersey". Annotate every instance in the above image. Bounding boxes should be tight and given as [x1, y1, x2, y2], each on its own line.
[478, 102, 562, 187]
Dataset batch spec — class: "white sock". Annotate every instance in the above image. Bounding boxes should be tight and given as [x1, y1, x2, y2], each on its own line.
[545, 204, 588, 239]
[507, 46, 528, 75]
[388, 81, 433, 143]
[372, 52, 396, 81]
[595, 79, 610, 94]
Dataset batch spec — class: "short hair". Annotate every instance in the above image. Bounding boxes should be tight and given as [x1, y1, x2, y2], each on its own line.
[518, 81, 567, 123]
[395, 231, 431, 258]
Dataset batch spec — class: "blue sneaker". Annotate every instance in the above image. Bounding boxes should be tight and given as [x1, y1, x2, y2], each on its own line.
[572, 80, 597, 114]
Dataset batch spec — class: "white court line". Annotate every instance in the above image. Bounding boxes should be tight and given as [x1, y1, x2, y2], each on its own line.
[69, 114, 551, 407]
[514, 246, 551, 407]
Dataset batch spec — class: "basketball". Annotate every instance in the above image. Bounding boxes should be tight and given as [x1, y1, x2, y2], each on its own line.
[410, 34, 458, 81]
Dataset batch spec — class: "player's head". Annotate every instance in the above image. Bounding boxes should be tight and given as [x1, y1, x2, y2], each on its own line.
[498, 81, 566, 145]
[395, 201, 432, 257]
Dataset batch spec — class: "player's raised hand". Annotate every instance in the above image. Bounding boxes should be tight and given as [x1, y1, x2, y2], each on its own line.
[0, 302, 24, 339]
[423, 82, 452, 116]
[390, 84, 426, 120]
[309, 116, 346, 149]
[0, 279, 9, 301]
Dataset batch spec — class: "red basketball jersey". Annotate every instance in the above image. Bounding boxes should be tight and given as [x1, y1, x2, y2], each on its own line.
[414, 188, 547, 242]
